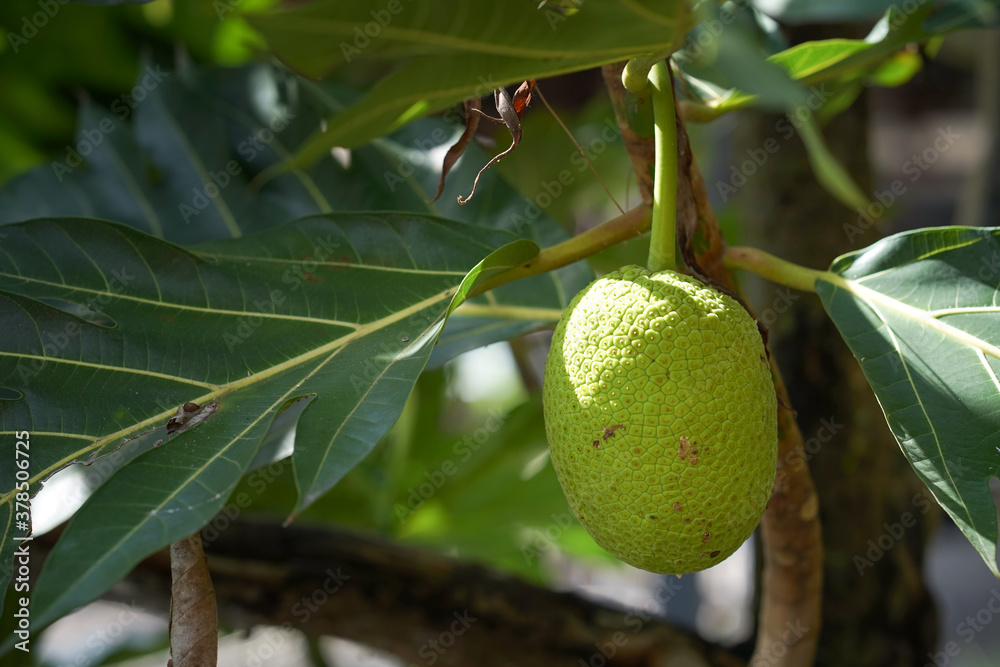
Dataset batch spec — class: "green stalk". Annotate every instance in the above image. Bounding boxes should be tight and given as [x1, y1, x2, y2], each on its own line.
[622, 51, 669, 95]
[647, 61, 678, 273]
[724, 246, 828, 293]
[468, 205, 651, 297]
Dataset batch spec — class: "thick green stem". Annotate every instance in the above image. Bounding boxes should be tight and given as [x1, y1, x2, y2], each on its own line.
[468, 205, 651, 297]
[724, 246, 828, 293]
[452, 303, 564, 321]
[647, 61, 678, 274]
[621, 2, 690, 96]
[622, 52, 667, 95]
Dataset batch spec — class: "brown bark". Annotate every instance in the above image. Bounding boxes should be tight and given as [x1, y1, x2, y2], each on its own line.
[34, 521, 741, 667]
[602, 64, 656, 206]
[729, 66, 939, 665]
[679, 120, 824, 667]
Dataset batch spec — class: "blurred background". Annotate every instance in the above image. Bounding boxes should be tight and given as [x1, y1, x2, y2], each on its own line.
[1, 0, 999, 665]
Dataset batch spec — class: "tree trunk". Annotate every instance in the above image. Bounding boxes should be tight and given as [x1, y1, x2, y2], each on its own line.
[730, 70, 940, 666]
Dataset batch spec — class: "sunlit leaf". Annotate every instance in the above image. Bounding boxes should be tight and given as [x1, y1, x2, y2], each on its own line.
[0, 214, 536, 641]
[0, 63, 591, 366]
[246, 0, 684, 171]
[250, 0, 682, 78]
[816, 226, 1000, 577]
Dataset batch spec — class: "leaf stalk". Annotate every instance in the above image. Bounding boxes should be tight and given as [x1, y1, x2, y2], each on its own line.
[724, 246, 827, 293]
[469, 205, 651, 297]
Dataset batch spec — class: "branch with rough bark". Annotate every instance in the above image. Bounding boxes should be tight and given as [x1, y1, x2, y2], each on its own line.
[34, 521, 742, 667]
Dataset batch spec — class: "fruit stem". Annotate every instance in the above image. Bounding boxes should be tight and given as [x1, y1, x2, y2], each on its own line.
[621, 1, 690, 96]
[647, 60, 678, 274]
[724, 246, 829, 293]
[622, 52, 666, 95]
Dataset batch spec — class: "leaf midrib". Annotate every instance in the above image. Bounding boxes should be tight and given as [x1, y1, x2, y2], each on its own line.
[29, 278, 466, 628]
[0, 352, 220, 389]
[821, 271, 999, 559]
[824, 273, 1000, 362]
[151, 91, 242, 239]
[208, 253, 467, 275]
[0, 286, 457, 508]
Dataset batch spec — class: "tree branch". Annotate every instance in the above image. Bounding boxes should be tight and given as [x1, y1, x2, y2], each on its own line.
[677, 109, 824, 667]
[34, 521, 744, 667]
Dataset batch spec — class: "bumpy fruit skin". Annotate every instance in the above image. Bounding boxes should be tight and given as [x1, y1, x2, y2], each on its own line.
[543, 266, 777, 574]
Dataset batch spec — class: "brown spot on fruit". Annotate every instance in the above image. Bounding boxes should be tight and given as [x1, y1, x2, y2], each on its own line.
[702, 532, 711, 543]
[678, 436, 691, 460]
[602, 424, 625, 441]
[672, 502, 683, 512]
[710, 550, 721, 557]
[592, 440, 600, 448]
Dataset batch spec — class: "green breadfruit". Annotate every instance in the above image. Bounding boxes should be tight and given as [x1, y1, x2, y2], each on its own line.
[542, 265, 777, 574]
